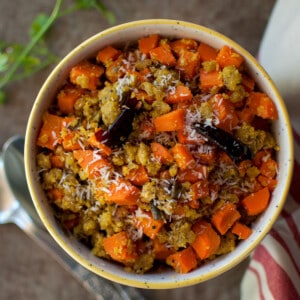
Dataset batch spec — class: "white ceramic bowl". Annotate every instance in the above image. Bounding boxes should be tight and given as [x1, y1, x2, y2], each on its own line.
[25, 19, 294, 289]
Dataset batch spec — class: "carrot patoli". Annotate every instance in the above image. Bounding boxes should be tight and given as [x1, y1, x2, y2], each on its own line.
[50, 154, 64, 168]
[247, 92, 278, 120]
[47, 188, 64, 201]
[170, 38, 198, 55]
[153, 108, 185, 132]
[231, 222, 252, 240]
[73, 149, 111, 179]
[171, 143, 195, 170]
[57, 85, 84, 114]
[216, 45, 244, 68]
[198, 42, 218, 61]
[103, 231, 138, 265]
[166, 247, 198, 273]
[37, 113, 74, 150]
[237, 107, 255, 124]
[138, 34, 160, 55]
[211, 202, 241, 235]
[260, 158, 278, 178]
[153, 238, 174, 260]
[242, 75, 255, 92]
[96, 46, 121, 64]
[87, 130, 113, 156]
[126, 165, 149, 186]
[176, 50, 201, 80]
[105, 56, 127, 83]
[191, 220, 221, 260]
[199, 68, 223, 91]
[104, 179, 140, 206]
[241, 187, 270, 216]
[165, 85, 193, 104]
[149, 44, 176, 66]
[70, 60, 104, 90]
[257, 175, 278, 191]
[150, 142, 174, 164]
[177, 126, 207, 145]
[189, 180, 210, 208]
[62, 130, 82, 151]
[177, 165, 209, 183]
[135, 211, 164, 239]
[210, 94, 239, 132]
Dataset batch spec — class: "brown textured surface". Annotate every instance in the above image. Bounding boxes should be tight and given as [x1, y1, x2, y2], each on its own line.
[0, 1, 275, 299]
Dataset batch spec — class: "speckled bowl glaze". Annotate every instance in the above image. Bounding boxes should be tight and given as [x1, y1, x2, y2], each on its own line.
[25, 19, 294, 289]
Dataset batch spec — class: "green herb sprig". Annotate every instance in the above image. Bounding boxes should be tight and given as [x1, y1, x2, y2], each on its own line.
[0, 0, 115, 104]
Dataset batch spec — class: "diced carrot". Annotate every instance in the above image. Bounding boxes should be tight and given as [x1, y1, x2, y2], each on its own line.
[138, 34, 160, 55]
[189, 180, 209, 208]
[177, 127, 206, 145]
[257, 175, 278, 191]
[231, 222, 252, 240]
[138, 67, 152, 82]
[216, 45, 244, 68]
[166, 247, 198, 273]
[57, 85, 84, 114]
[260, 158, 278, 178]
[172, 203, 186, 218]
[104, 179, 140, 206]
[218, 151, 234, 165]
[199, 68, 223, 91]
[150, 142, 174, 164]
[149, 44, 176, 66]
[176, 50, 201, 80]
[62, 130, 82, 151]
[47, 188, 64, 201]
[191, 220, 221, 260]
[87, 129, 113, 156]
[50, 154, 64, 168]
[237, 107, 255, 124]
[37, 113, 73, 150]
[126, 165, 149, 186]
[165, 85, 193, 104]
[135, 211, 164, 239]
[198, 43, 218, 61]
[70, 60, 104, 90]
[153, 238, 174, 260]
[253, 149, 272, 168]
[105, 56, 126, 83]
[170, 38, 198, 55]
[242, 75, 255, 92]
[247, 92, 278, 120]
[103, 231, 138, 265]
[96, 46, 121, 64]
[153, 108, 185, 132]
[192, 145, 217, 165]
[171, 143, 195, 170]
[210, 94, 239, 132]
[211, 202, 241, 235]
[73, 149, 111, 179]
[241, 187, 270, 216]
[177, 164, 209, 183]
[134, 89, 155, 103]
[137, 119, 155, 139]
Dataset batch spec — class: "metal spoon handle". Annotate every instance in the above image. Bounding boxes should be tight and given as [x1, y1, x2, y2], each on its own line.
[10, 203, 142, 300]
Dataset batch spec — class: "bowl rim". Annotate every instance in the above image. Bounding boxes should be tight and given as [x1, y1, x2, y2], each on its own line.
[25, 19, 294, 289]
